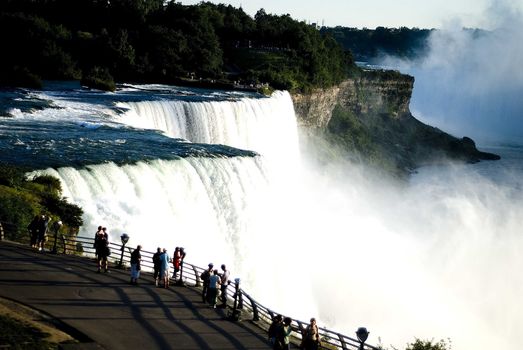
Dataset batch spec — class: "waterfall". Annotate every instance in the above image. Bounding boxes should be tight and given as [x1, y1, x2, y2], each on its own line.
[35, 157, 274, 270]
[31, 90, 307, 310]
[115, 91, 300, 164]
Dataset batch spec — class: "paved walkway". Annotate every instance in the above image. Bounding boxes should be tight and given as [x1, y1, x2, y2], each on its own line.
[0, 241, 273, 349]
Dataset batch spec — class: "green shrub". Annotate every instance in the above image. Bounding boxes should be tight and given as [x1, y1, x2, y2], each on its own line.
[31, 175, 62, 196]
[405, 338, 451, 350]
[0, 188, 38, 241]
[81, 67, 116, 91]
[0, 164, 83, 242]
[0, 66, 43, 89]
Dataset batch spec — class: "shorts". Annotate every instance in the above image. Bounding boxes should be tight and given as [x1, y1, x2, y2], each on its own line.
[160, 267, 170, 279]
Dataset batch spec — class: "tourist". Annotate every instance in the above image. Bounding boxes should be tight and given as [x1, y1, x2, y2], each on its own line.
[172, 247, 181, 280]
[268, 314, 283, 348]
[36, 214, 50, 252]
[276, 317, 293, 350]
[303, 318, 321, 350]
[152, 247, 162, 287]
[130, 245, 142, 284]
[94, 227, 110, 273]
[159, 248, 171, 288]
[178, 247, 186, 281]
[200, 263, 214, 303]
[208, 269, 220, 308]
[219, 264, 230, 307]
[27, 215, 40, 249]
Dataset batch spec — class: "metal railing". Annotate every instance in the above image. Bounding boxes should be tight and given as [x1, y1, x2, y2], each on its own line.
[8, 228, 381, 350]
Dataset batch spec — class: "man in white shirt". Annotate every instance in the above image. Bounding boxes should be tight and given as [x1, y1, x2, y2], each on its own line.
[219, 264, 230, 308]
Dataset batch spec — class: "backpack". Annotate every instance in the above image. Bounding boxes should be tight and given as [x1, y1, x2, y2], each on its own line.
[200, 269, 210, 282]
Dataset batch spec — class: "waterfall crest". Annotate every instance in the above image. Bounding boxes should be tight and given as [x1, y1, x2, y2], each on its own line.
[116, 91, 300, 161]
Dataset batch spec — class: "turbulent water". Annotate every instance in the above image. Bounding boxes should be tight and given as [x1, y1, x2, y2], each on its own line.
[1, 80, 522, 350]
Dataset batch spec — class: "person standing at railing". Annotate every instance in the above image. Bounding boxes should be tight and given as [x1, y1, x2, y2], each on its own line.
[200, 263, 214, 303]
[172, 247, 181, 280]
[208, 269, 221, 308]
[130, 245, 142, 285]
[302, 318, 321, 350]
[159, 248, 171, 288]
[36, 214, 50, 252]
[268, 314, 283, 347]
[152, 247, 162, 287]
[28, 215, 40, 249]
[94, 227, 110, 273]
[278, 317, 293, 350]
[177, 247, 186, 284]
[219, 264, 230, 308]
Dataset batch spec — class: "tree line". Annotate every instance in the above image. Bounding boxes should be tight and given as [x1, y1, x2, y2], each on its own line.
[0, 0, 355, 91]
[321, 26, 433, 62]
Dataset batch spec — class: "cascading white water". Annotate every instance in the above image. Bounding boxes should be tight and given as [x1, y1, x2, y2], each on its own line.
[115, 91, 300, 165]
[31, 89, 523, 350]
[36, 156, 275, 269]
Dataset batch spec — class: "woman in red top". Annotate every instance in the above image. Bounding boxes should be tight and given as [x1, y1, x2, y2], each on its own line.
[172, 247, 181, 279]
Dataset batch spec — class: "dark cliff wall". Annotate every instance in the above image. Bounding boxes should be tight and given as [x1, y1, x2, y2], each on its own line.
[291, 70, 499, 175]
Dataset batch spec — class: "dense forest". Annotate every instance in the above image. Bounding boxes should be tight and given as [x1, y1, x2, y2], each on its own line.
[321, 26, 433, 62]
[0, 0, 356, 91]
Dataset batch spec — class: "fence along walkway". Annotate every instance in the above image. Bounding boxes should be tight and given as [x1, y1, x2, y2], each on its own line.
[0, 222, 379, 350]
[56, 234, 379, 350]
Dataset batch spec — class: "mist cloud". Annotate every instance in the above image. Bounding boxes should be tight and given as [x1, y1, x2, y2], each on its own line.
[382, 2, 523, 144]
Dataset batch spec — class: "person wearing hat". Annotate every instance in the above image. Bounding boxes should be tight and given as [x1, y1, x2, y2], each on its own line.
[159, 248, 171, 288]
[200, 263, 214, 303]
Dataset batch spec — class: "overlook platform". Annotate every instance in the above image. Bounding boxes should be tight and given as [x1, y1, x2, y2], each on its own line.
[0, 241, 275, 349]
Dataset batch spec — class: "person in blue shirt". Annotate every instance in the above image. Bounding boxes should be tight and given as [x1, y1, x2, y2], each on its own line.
[208, 270, 221, 308]
[159, 248, 171, 288]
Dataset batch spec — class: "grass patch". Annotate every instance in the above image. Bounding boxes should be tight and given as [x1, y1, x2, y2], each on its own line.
[0, 314, 56, 349]
[0, 298, 78, 349]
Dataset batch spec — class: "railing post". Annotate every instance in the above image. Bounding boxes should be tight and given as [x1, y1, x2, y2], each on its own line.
[338, 333, 348, 350]
[227, 278, 242, 322]
[244, 293, 260, 321]
[238, 289, 243, 310]
[51, 221, 62, 254]
[192, 265, 201, 287]
[61, 234, 66, 254]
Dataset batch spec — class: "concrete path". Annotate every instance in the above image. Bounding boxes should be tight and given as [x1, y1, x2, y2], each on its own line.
[0, 241, 273, 349]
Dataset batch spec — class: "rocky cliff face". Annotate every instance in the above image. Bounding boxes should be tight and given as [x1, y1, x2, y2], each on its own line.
[292, 71, 413, 128]
[291, 70, 499, 175]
